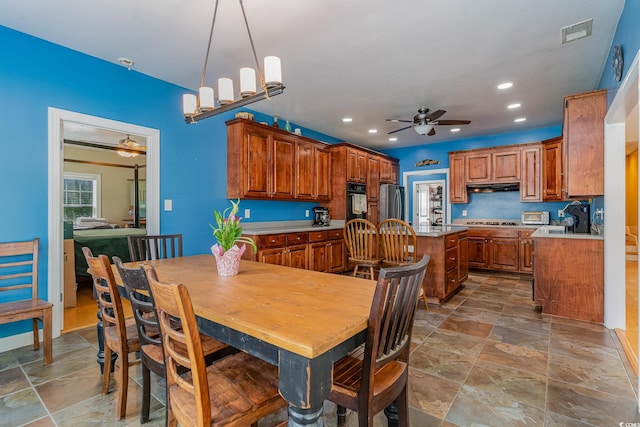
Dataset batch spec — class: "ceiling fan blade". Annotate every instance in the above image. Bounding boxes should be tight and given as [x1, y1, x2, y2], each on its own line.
[427, 127, 436, 136]
[387, 125, 413, 135]
[386, 119, 413, 123]
[435, 119, 471, 125]
[426, 109, 446, 121]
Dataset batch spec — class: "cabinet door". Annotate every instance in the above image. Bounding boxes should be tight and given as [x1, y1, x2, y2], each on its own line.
[519, 239, 533, 273]
[347, 149, 367, 182]
[467, 237, 489, 268]
[244, 127, 272, 198]
[488, 238, 519, 271]
[367, 201, 379, 225]
[563, 90, 606, 197]
[520, 145, 542, 202]
[258, 248, 285, 266]
[309, 242, 327, 272]
[367, 156, 380, 201]
[380, 158, 393, 183]
[315, 147, 331, 200]
[449, 154, 468, 203]
[542, 138, 564, 201]
[271, 135, 295, 199]
[295, 141, 315, 200]
[492, 149, 520, 181]
[458, 235, 469, 282]
[287, 244, 309, 270]
[466, 153, 491, 182]
[328, 240, 345, 272]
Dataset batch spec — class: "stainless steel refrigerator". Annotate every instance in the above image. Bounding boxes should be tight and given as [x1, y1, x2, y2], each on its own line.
[379, 184, 405, 222]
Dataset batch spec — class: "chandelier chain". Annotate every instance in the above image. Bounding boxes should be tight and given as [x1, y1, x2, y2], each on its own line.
[200, 0, 220, 89]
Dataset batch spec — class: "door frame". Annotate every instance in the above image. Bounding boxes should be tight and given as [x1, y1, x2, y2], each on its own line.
[412, 179, 446, 227]
[402, 168, 451, 226]
[48, 108, 160, 335]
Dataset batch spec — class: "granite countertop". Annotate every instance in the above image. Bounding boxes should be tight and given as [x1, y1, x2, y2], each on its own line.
[532, 225, 604, 240]
[241, 220, 345, 235]
[414, 225, 469, 237]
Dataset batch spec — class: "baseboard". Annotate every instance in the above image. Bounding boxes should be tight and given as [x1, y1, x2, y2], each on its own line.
[0, 331, 38, 353]
[615, 328, 638, 376]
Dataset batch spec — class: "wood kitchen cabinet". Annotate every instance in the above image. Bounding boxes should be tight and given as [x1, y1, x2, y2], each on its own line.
[465, 148, 520, 183]
[227, 119, 330, 201]
[465, 152, 491, 182]
[542, 136, 564, 201]
[534, 236, 604, 323]
[325, 143, 399, 220]
[254, 232, 309, 269]
[520, 145, 542, 202]
[449, 153, 468, 203]
[458, 232, 469, 282]
[563, 90, 606, 198]
[467, 228, 519, 272]
[416, 231, 468, 304]
[518, 229, 536, 273]
[308, 229, 345, 273]
[295, 141, 331, 201]
[367, 201, 379, 225]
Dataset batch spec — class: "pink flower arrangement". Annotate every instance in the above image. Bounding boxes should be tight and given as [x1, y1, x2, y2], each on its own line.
[210, 199, 257, 255]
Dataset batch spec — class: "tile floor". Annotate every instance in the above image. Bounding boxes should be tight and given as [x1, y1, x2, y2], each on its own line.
[1, 272, 639, 426]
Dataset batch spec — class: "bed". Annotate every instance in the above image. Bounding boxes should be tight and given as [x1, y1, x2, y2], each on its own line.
[73, 228, 147, 279]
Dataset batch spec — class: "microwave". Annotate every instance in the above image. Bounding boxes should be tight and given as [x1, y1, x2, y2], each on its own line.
[521, 211, 550, 225]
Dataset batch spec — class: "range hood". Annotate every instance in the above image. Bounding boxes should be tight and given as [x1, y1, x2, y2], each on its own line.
[466, 182, 520, 193]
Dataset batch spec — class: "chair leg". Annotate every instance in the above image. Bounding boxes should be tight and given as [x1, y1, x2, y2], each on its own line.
[102, 345, 113, 395]
[353, 265, 359, 277]
[115, 352, 130, 420]
[395, 385, 409, 427]
[337, 405, 347, 427]
[42, 309, 52, 365]
[32, 319, 40, 351]
[141, 364, 151, 423]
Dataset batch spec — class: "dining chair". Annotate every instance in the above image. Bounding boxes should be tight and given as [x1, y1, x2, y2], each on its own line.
[377, 219, 428, 309]
[83, 247, 140, 420]
[329, 254, 430, 427]
[344, 218, 383, 280]
[128, 234, 183, 262]
[0, 238, 53, 365]
[113, 257, 235, 424]
[143, 264, 288, 427]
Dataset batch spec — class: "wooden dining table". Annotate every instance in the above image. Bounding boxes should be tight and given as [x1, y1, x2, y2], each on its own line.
[113, 254, 376, 427]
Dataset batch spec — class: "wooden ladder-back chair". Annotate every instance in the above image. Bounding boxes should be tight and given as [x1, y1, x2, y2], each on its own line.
[344, 219, 383, 280]
[113, 256, 235, 425]
[83, 247, 140, 420]
[377, 219, 417, 267]
[329, 254, 430, 427]
[0, 238, 52, 365]
[144, 264, 287, 427]
[128, 234, 183, 262]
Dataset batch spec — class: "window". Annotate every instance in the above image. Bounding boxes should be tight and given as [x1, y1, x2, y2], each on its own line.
[63, 172, 100, 222]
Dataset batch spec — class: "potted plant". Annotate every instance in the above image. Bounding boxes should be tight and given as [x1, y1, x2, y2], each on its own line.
[210, 199, 257, 276]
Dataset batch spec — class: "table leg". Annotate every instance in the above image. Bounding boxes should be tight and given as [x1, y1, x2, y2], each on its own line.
[279, 350, 332, 427]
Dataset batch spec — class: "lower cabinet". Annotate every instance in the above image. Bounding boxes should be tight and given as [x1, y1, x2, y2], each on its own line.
[416, 230, 468, 304]
[533, 236, 603, 323]
[467, 228, 535, 274]
[243, 229, 344, 272]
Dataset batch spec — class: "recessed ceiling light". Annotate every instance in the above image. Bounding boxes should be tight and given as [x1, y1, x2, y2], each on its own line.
[450, 128, 461, 133]
[514, 117, 526, 123]
[389, 137, 398, 142]
[342, 117, 353, 123]
[368, 129, 377, 134]
[507, 103, 521, 109]
[497, 82, 513, 90]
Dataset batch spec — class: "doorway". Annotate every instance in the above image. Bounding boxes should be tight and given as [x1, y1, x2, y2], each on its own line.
[48, 108, 160, 336]
[402, 168, 451, 227]
[413, 180, 446, 227]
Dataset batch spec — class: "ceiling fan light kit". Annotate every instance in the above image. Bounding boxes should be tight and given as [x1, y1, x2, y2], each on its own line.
[414, 124, 434, 135]
[387, 107, 470, 136]
[182, 0, 285, 124]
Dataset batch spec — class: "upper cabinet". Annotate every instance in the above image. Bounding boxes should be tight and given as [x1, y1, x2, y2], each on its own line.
[449, 153, 468, 204]
[541, 136, 563, 201]
[465, 147, 520, 183]
[227, 119, 330, 201]
[563, 90, 606, 198]
[347, 148, 367, 182]
[519, 144, 542, 202]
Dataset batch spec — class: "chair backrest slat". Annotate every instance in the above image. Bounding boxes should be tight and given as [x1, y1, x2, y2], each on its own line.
[0, 239, 39, 300]
[128, 234, 183, 262]
[378, 219, 417, 264]
[344, 219, 379, 259]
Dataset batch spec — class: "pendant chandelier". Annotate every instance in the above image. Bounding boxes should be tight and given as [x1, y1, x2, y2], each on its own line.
[116, 135, 144, 158]
[182, 0, 285, 124]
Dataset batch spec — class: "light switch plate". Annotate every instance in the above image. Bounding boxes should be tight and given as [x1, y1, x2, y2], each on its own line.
[164, 199, 173, 211]
[244, 209, 251, 219]
[462, 209, 467, 217]
[305, 210, 310, 217]
[558, 209, 564, 218]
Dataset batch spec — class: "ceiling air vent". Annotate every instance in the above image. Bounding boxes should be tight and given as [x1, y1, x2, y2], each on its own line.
[561, 19, 593, 44]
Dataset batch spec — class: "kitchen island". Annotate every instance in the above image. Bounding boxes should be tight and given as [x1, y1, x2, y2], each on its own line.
[533, 225, 604, 323]
[414, 225, 469, 304]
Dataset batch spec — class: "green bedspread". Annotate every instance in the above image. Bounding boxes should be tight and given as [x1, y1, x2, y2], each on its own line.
[73, 228, 147, 278]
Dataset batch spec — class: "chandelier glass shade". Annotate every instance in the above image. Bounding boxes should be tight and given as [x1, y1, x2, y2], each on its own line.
[182, 0, 284, 124]
[414, 124, 434, 135]
[116, 135, 142, 158]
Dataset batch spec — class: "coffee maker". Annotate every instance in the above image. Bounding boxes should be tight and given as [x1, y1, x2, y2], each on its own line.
[312, 207, 331, 226]
[564, 203, 591, 233]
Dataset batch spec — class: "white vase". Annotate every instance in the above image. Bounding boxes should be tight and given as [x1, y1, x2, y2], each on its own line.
[213, 244, 245, 276]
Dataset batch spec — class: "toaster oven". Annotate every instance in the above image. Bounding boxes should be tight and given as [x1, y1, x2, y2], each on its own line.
[521, 211, 550, 225]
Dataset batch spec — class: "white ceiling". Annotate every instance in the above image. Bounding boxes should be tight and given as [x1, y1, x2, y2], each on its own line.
[0, 0, 625, 150]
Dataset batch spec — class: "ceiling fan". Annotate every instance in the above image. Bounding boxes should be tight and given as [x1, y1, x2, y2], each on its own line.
[387, 107, 471, 136]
